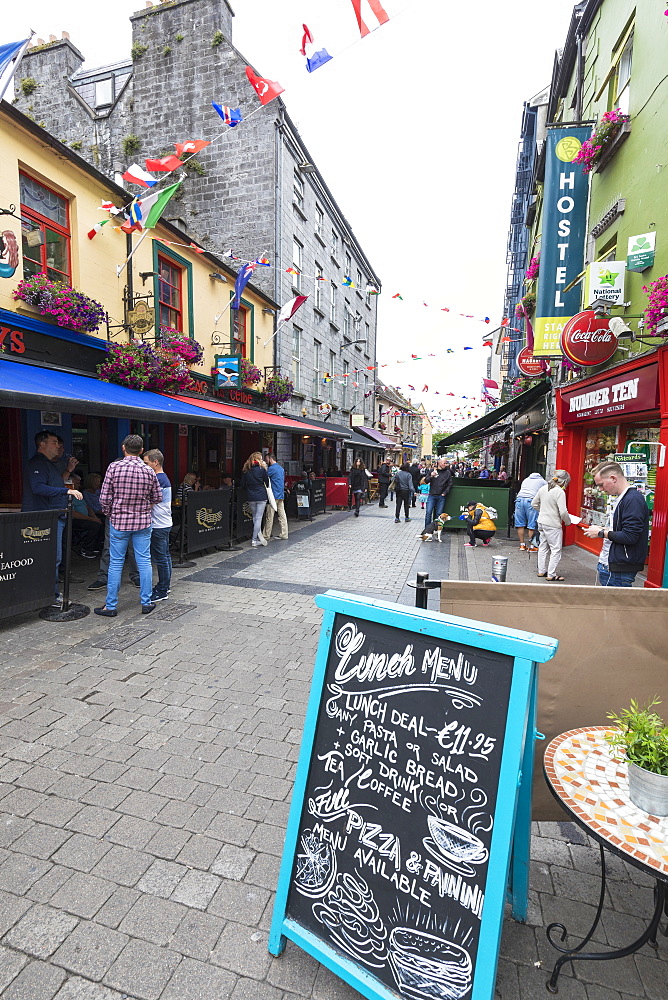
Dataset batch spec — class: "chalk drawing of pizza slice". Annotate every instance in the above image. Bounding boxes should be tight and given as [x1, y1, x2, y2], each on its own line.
[294, 830, 337, 898]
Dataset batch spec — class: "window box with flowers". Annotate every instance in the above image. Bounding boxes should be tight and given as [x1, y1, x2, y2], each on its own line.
[240, 357, 262, 387]
[13, 274, 105, 334]
[97, 340, 195, 393]
[574, 109, 631, 175]
[158, 327, 204, 366]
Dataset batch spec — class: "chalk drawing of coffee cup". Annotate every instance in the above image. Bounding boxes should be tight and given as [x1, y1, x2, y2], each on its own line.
[388, 926, 472, 1000]
[426, 816, 488, 866]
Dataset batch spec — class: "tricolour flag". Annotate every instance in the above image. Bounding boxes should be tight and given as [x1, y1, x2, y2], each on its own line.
[349, 0, 390, 38]
[145, 155, 183, 172]
[87, 219, 110, 240]
[212, 103, 242, 127]
[122, 163, 157, 188]
[300, 25, 332, 73]
[174, 139, 210, 156]
[119, 181, 183, 233]
[0, 36, 31, 103]
[245, 66, 284, 105]
[276, 294, 308, 327]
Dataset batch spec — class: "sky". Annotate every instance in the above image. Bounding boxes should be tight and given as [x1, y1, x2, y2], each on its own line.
[4, 0, 577, 430]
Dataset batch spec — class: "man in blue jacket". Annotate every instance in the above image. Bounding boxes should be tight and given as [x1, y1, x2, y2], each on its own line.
[263, 454, 288, 540]
[22, 430, 84, 605]
[582, 461, 649, 587]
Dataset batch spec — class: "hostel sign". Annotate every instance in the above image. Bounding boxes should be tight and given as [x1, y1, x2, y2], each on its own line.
[534, 125, 592, 357]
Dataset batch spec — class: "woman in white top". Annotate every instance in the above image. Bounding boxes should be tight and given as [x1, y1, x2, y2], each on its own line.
[531, 470, 572, 581]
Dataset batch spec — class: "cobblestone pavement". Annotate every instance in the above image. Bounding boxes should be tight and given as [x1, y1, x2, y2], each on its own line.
[0, 503, 664, 999]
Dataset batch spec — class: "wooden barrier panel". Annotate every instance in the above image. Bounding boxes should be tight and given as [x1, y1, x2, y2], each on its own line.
[438, 582, 668, 820]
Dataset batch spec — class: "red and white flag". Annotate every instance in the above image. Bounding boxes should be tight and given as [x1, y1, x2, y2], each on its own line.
[122, 163, 157, 188]
[174, 139, 210, 156]
[276, 294, 308, 326]
[145, 155, 183, 172]
[483, 378, 499, 389]
[349, 0, 390, 38]
[245, 66, 284, 105]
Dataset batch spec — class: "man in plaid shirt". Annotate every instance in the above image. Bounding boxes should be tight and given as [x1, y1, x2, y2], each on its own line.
[94, 435, 162, 617]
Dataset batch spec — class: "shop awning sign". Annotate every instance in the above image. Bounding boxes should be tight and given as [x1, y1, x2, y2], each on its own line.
[627, 232, 656, 273]
[560, 362, 659, 423]
[585, 261, 626, 307]
[533, 125, 592, 357]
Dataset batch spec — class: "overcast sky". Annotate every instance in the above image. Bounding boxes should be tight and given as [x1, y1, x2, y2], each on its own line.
[5, 0, 576, 428]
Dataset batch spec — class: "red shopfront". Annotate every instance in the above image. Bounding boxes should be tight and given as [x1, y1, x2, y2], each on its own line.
[555, 348, 668, 588]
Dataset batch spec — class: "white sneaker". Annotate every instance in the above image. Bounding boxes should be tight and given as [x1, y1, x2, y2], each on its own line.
[259, 535, 268, 546]
[251, 540, 260, 547]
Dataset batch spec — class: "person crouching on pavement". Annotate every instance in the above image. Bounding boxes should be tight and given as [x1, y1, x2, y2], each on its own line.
[462, 500, 496, 548]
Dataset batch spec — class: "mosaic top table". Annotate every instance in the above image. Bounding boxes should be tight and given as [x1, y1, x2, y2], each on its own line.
[543, 726, 668, 993]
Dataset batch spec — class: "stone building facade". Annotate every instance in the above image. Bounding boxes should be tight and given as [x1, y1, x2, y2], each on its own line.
[15, 0, 381, 448]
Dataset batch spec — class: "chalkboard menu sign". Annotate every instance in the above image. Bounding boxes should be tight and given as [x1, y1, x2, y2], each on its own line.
[270, 591, 558, 1000]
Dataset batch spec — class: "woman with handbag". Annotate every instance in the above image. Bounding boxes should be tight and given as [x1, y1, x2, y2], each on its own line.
[348, 459, 368, 517]
[241, 451, 270, 547]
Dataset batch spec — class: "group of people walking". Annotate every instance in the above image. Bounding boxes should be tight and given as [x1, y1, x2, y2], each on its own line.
[240, 452, 289, 547]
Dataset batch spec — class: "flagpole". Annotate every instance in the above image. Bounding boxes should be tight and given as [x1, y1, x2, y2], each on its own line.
[263, 319, 287, 349]
[116, 227, 152, 278]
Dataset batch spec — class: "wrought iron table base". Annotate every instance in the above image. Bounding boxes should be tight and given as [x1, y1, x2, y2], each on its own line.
[546, 842, 668, 993]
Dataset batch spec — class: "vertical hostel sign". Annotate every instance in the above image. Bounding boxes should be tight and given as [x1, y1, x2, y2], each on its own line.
[534, 125, 592, 357]
[270, 590, 558, 1000]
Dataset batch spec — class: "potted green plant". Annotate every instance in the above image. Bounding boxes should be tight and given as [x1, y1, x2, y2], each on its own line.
[605, 697, 668, 816]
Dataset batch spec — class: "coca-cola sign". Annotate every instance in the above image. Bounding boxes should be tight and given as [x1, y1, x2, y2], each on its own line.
[560, 311, 618, 366]
[516, 347, 549, 378]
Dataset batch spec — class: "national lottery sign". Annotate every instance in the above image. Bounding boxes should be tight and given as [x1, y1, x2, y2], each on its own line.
[533, 125, 592, 357]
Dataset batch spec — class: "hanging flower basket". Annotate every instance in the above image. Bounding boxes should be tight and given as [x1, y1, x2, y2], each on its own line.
[158, 327, 204, 365]
[13, 274, 105, 334]
[241, 357, 262, 386]
[515, 292, 536, 318]
[264, 373, 294, 404]
[97, 341, 194, 393]
[525, 253, 540, 283]
[642, 275, 668, 338]
[574, 109, 630, 174]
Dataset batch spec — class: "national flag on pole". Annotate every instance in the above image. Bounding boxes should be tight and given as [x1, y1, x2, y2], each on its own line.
[122, 163, 157, 188]
[276, 294, 308, 326]
[300, 25, 332, 73]
[232, 261, 258, 310]
[212, 103, 243, 127]
[245, 66, 284, 105]
[349, 0, 390, 38]
[174, 139, 210, 156]
[145, 155, 183, 172]
[119, 181, 183, 233]
[0, 36, 31, 103]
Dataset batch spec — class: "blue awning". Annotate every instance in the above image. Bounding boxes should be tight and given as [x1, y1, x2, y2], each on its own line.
[0, 358, 243, 428]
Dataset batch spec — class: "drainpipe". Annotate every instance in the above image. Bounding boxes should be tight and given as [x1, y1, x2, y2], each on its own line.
[274, 110, 284, 372]
[575, 27, 584, 122]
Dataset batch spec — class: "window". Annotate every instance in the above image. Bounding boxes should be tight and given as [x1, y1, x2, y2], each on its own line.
[355, 313, 362, 338]
[343, 302, 352, 339]
[314, 340, 321, 396]
[292, 326, 301, 391]
[342, 360, 349, 410]
[157, 255, 183, 330]
[94, 78, 113, 108]
[293, 170, 305, 210]
[314, 263, 323, 311]
[331, 229, 339, 261]
[233, 305, 248, 356]
[315, 204, 324, 237]
[364, 375, 369, 415]
[329, 350, 336, 403]
[612, 30, 633, 114]
[365, 322, 370, 347]
[292, 238, 303, 291]
[345, 252, 352, 277]
[20, 174, 70, 283]
[357, 269, 363, 292]
[329, 282, 337, 324]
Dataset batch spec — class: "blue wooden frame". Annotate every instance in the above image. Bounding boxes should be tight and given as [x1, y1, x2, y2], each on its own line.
[269, 590, 558, 1000]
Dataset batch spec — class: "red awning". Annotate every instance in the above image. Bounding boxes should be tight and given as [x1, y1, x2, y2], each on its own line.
[167, 394, 348, 437]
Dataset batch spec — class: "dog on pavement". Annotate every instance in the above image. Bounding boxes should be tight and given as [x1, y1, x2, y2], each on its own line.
[417, 512, 450, 542]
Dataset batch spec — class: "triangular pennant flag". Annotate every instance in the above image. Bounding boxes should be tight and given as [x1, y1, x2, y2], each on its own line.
[245, 66, 284, 105]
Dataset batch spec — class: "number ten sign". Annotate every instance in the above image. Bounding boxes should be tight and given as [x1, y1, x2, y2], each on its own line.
[560, 311, 618, 367]
[270, 590, 557, 1000]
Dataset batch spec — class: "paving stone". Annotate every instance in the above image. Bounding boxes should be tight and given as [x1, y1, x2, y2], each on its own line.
[116, 790, 166, 821]
[499, 917, 539, 966]
[175, 833, 222, 869]
[245, 851, 281, 890]
[52, 976, 127, 999]
[136, 859, 188, 898]
[212, 920, 273, 979]
[2, 958, 67, 1000]
[211, 844, 256, 881]
[155, 799, 197, 828]
[170, 909, 225, 960]
[266, 939, 319, 993]
[28, 798, 83, 828]
[94, 886, 140, 929]
[538, 894, 607, 947]
[79, 784, 130, 811]
[208, 879, 270, 924]
[52, 921, 128, 980]
[145, 825, 191, 860]
[4, 902, 79, 958]
[119, 894, 186, 945]
[0, 854, 51, 893]
[0, 944, 28, 993]
[205, 812, 256, 845]
[0, 787, 47, 816]
[573, 954, 645, 996]
[0, 889, 32, 935]
[171, 869, 221, 909]
[104, 939, 181, 1000]
[517, 963, 587, 999]
[606, 877, 655, 917]
[493, 957, 520, 1000]
[312, 963, 363, 1000]
[11, 822, 72, 860]
[634, 952, 668, 1000]
[65, 806, 119, 838]
[584, 986, 623, 1000]
[246, 774, 291, 801]
[105, 815, 158, 849]
[551, 866, 612, 908]
[230, 976, 282, 1000]
[247, 823, 286, 857]
[569, 843, 629, 882]
[89, 845, 152, 887]
[530, 835, 572, 867]
[49, 871, 115, 918]
[161, 956, 236, 1000]
[0, 814, 32, 848]
[51, 834, 111, 873]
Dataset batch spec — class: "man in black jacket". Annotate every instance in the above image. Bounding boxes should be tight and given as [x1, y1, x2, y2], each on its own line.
[376, 460, 393, 508]
[424, 459, 452, 529]
[582, 461, 649, 587]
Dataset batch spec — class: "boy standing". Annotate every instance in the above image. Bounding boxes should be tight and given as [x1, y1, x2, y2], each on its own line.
[144, 449, 173, 603]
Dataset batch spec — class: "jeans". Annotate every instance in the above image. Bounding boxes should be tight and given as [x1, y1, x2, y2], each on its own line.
[105, 525, 153, 609]
[378, 482, 389, 506]
[424, 494, 446, 529]
[395, 489, 410, 519]
[98, 517, 139, 584]
[249, 500, 267, 542]
[263, 499, 288, 539]
[352, 489, 363, 512]
[55, 517, 65, 598]
[514, 497, 538, 530]
[150, 527, 172, 599]
[597, 562, 636, 588]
